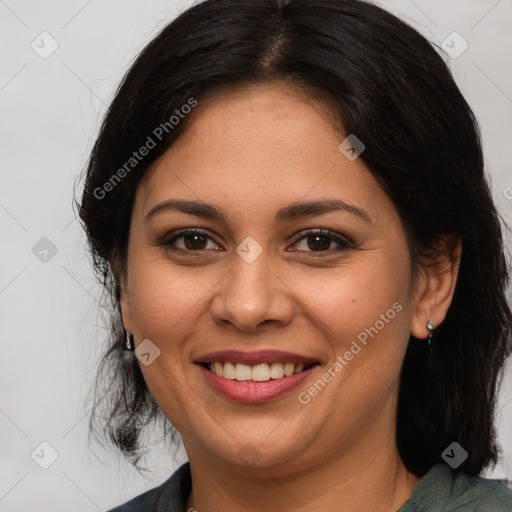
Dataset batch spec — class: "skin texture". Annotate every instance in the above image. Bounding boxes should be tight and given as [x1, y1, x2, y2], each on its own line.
[119, 84, 461, 511]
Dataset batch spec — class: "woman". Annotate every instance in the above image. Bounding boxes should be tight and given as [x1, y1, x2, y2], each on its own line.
[78, 0, 512, 510]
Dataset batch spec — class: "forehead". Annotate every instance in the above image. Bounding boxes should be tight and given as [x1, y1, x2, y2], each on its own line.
[135, 84, 394, 227]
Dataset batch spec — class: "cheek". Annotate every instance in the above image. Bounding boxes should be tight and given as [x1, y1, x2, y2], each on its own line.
[295, 266, 411, 416]
[125, 258, 212, 423]
[298, 258, 409, 337]
[126, 254, 214, 344]
[290, 256, 412, 392]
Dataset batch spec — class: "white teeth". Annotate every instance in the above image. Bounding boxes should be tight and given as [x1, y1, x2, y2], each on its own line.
[252, 364, 270, 382]
[223, 361, 236, 380]
[293, 363, 304, 374]
[269, 362, 284, 379]
[284, 363, 294, 377]
[208, 362, 310, 381]
[235, 363, 252, 381]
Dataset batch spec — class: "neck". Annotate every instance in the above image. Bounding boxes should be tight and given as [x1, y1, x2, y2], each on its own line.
[184, 430, 420, 512]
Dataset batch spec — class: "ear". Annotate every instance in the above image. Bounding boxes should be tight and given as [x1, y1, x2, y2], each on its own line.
[410, 236, 462, 339]
[112, 258, 133, 333]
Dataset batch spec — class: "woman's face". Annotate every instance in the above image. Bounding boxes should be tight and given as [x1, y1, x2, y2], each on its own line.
[120, 84, 425, 474]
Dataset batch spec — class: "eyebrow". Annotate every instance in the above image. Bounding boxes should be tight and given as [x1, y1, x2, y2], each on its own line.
[144, 198, 372, 225]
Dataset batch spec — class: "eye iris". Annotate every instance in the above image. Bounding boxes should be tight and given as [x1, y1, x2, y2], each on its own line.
[184, 233, 208, 250]
[308, 234, 331, 251]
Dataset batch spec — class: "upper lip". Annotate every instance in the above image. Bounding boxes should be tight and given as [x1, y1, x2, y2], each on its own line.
[195, 350, 319, 365]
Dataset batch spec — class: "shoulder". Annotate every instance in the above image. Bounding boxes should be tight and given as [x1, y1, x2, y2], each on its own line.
[399, 463, 512, 512]
[106, 462, 191, 512]
[451, 471, 512, 511]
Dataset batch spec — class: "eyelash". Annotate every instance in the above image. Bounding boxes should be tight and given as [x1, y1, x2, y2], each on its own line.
[160, 228, 354, 256]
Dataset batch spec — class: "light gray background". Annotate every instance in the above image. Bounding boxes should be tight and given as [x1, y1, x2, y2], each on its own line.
[1, 1, 511, 510]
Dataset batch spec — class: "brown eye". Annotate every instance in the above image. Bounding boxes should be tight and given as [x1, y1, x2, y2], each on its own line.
[163, 229, 222, 252]
[291, 229, 353, 254]
[306, 234, 332, 251]
[182, 233, 208, 250]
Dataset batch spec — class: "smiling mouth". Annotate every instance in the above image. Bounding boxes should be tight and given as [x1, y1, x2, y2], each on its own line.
[200, 362, 318, 382]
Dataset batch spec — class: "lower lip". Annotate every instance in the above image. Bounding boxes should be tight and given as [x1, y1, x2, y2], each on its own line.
[197, 364, 317, 403]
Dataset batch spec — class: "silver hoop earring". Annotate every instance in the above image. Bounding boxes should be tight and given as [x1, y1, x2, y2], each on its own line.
[426, 320, 434, 347]
[123, 331, 135, 351]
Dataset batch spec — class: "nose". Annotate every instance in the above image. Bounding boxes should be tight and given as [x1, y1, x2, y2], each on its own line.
[210, 251, 294, 334]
